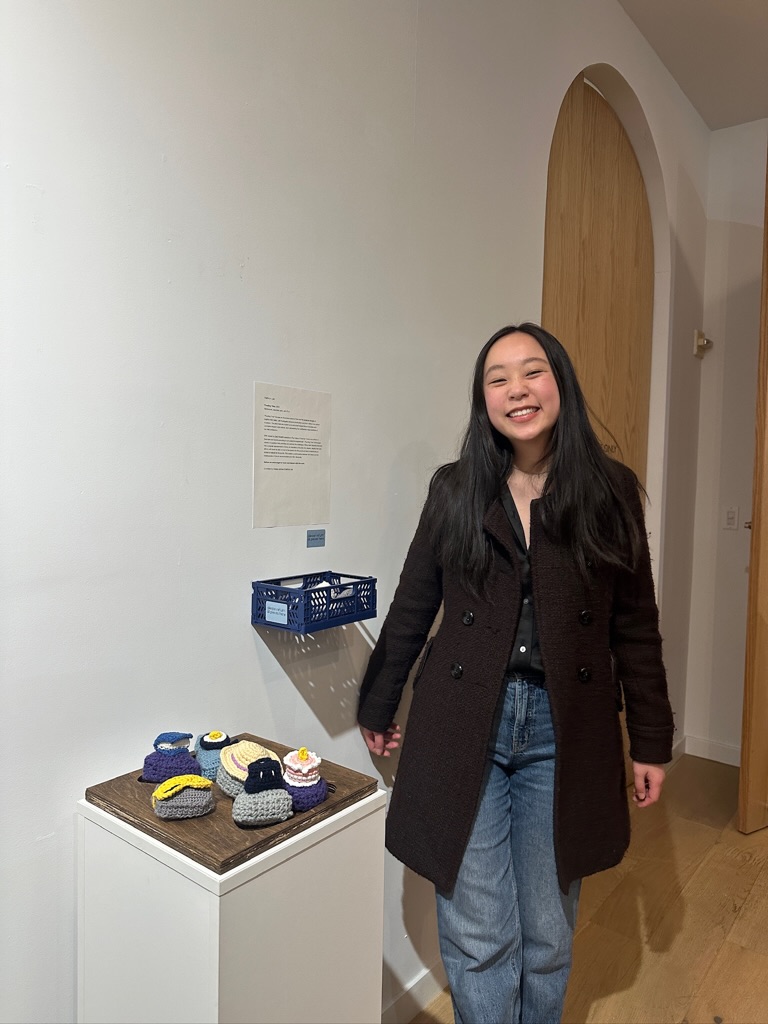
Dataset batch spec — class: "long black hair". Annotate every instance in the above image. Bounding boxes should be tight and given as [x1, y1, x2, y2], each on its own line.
[424, 323, 643, 594]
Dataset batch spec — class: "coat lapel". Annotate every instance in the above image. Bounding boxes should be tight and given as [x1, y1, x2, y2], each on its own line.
[482, 496, 517, 556]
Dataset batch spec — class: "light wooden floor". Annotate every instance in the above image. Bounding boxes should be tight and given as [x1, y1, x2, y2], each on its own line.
[410, 754, 768, 1024]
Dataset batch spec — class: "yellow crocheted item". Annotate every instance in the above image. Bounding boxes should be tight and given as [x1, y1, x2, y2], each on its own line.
[220, 740, 279, 780]
[152, 775, 213, 806]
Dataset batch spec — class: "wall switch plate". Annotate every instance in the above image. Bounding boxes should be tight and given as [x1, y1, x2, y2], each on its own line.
[723, 506, 739, 530]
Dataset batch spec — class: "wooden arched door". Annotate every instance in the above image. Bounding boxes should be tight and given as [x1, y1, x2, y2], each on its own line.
[542, 73, 654, 484]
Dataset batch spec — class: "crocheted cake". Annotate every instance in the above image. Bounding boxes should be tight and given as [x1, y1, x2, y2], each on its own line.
[194, 731, 234, 780]
[282, 747, 329, 812]
[151, 775, 214, 819]
[232, 757, 294, 828]
[142, 731, 202, 783]
[216, 739, 279, 798]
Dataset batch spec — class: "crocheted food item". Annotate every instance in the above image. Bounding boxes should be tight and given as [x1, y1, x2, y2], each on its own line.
[282, 746, 329, 812]
[283, 746, 321, 785]
[194, 731, 234, 780]
[232, 757, 294, 828]
[151, 775, 214, 819]
[142, 732, 202, 783]
[216, 739, 279, 798]
[154, 731, 193, 749]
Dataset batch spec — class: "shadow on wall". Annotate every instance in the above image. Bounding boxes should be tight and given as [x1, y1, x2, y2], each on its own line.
[253, 442, 444, 768]
[254, 619, 377, 738]
[402, 864, 444, 966]
[382, 868, 448, 1019]
[379, 870, 446, 1024]
[253, 615, 433, 793]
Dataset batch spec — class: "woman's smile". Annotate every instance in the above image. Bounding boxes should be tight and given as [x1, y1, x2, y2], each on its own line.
[507, 406, 540, 421]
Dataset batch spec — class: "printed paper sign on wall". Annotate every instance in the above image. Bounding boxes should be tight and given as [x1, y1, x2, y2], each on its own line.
[253, 383, 331, 527]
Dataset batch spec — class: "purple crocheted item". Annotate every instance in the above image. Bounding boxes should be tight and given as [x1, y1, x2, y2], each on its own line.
[285, 777, 328, 812]
[142, 748, 202, 783]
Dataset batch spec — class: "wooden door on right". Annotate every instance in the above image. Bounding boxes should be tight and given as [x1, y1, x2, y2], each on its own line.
[740, 147, 768, 836]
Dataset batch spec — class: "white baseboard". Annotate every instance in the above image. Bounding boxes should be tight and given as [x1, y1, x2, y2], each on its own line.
[382, 962, 448, 1024]
[683, 734, 741, 767]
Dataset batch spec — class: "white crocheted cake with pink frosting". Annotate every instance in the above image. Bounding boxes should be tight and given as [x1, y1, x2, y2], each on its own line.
[283, 747, 322, 788]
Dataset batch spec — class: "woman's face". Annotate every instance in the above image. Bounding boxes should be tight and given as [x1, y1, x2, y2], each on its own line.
[482, 332, 561, 455]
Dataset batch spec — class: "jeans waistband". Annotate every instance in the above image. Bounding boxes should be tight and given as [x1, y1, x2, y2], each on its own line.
[505, 672, 546, 687]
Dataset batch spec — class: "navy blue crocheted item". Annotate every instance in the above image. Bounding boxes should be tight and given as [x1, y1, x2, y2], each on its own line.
[153, 731, 193, 749]
[244, 757, 285, 794]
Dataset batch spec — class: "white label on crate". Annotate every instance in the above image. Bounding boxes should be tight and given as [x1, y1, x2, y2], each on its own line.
[265, 601, 288, 625]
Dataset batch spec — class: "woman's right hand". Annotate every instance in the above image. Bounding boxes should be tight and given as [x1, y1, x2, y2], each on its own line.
[359, 722, 402, 757]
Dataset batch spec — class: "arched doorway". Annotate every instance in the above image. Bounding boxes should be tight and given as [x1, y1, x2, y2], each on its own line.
[542, 72, 654, 485]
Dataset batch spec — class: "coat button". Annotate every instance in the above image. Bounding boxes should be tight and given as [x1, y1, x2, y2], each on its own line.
[578, 667, 592, 683]
[579, 610, 593, 625]
[450, 662, 463, 680]
[462, 610, 474, 625]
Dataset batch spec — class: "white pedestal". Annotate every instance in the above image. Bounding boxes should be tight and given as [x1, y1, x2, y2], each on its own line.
[77, 790, 387, 1024]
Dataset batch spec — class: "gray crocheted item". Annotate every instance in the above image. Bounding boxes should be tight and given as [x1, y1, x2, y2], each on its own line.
[232, 788, 294, 828]
[153, 787, 214, 820]
[216, 764, 244, 798]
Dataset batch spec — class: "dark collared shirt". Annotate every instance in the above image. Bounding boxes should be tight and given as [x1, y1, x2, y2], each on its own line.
[500, 487, 545, 680]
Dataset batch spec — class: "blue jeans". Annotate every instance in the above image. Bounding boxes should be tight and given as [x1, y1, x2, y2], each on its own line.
[435, 679, 580, 1024]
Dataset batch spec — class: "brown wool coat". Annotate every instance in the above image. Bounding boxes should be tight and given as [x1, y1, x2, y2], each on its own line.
[357, 466, 674, 894]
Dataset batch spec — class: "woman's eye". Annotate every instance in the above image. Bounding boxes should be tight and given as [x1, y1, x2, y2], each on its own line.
[526, 370, 543, 377]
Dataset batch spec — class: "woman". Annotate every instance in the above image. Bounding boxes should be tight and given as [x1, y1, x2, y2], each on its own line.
[357, 324, 674, 1024]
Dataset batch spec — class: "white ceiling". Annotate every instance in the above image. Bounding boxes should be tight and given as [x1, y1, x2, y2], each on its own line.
[616, 0, 768, 130]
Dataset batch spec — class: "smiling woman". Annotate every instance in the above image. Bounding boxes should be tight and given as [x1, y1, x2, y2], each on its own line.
[357, 323, 674, 1024]
[483, 332, 561, 475]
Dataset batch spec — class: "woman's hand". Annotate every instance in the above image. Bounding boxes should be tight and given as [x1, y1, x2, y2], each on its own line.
[359, 722, 402, 757]
[631, 761, 666, 807]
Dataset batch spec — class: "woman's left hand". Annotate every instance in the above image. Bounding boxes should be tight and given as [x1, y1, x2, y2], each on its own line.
[359, 722, 402, 757]
[631, 761, 666, 807]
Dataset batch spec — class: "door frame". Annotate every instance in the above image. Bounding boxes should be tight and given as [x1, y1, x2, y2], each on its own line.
[739, 145, 768, 833]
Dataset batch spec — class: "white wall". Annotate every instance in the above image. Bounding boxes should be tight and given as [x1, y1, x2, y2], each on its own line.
[686, 120, 768, 765]
[0, 2, 732, 1021]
